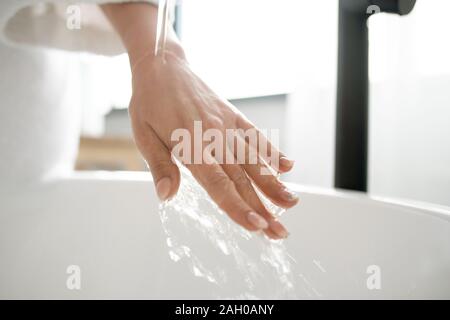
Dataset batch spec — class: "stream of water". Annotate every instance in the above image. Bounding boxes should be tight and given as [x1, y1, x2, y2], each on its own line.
[155, 0, 173, 60]
[158, 169, 306, 299]
[155, 1, 319, 299]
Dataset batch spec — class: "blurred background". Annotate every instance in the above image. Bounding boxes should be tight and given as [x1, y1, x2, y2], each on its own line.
[75, 0, 450, 207]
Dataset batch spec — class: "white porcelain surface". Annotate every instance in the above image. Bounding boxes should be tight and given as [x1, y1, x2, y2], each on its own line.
[0, 172, 449, 299]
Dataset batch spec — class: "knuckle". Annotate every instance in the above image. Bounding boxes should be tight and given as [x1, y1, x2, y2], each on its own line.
[208, 170, 230, 189]
[128, 98, 144, 121]
[261, 171, 282, 189]
[239, 186, 255, 205]
[204, 116, 225, 131]
[151, 158, 173, 174]
[208, 174, 234, 206]
[231, 171, 250, 188]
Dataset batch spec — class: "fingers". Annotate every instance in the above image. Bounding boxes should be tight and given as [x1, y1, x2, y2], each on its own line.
[229, 133, 299, 209]
[221, 163, 289, 239]
[243, 155, 299, 209]
[236, 114, 295, 173]
[186, 155, 269, 233]
[133, 123, 181, 201]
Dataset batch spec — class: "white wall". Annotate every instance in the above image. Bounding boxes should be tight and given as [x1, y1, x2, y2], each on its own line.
[367, 1, 450, 205]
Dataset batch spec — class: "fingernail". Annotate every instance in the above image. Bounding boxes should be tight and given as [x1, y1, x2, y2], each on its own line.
[247, 212, 269, 230]
[279, 157, 295, 169]
[270, 220, 290, 239]
[156, 177, 172, 201]
[280, 188, 299, 202]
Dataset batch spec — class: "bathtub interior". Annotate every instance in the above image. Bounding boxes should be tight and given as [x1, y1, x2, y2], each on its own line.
[0, 171, 449, 299]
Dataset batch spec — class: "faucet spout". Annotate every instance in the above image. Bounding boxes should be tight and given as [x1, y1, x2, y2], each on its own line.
[334, 0, 417, 192]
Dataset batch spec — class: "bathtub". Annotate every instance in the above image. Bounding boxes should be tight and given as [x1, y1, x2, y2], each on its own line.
[0, 171, 449, 299]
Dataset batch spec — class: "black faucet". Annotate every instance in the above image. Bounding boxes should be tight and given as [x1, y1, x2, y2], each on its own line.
[335, 0, 416, 192]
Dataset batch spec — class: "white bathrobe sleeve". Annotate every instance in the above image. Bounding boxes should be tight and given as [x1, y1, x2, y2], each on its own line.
[0, 0, 159, 56]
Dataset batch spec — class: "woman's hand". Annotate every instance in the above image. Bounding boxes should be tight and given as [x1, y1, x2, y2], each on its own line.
[101, 3, 298, 239]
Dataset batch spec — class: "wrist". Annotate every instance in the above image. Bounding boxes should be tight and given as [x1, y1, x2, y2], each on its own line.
[130, 40, 186, 74]
[130, 39, 185, 67]
[101, 3, 185, 69]
[130, 45, 188, 95]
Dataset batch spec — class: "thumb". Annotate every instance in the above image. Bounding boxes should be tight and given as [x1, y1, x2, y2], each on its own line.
[134, 125, 181, 201]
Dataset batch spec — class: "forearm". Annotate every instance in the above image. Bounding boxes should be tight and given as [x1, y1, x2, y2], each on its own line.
[100, 2, 185, 68]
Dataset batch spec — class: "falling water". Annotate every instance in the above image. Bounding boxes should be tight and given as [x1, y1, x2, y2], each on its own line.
[155, 0, 173, 61]
[154, 1, 320, 299]
[158, 168, 312, 299]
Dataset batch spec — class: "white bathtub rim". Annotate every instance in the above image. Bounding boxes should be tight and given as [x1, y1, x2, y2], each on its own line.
[66, 170, 450, 223]
[285, 181, 450, 223]
[4, 170, 449, 224]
